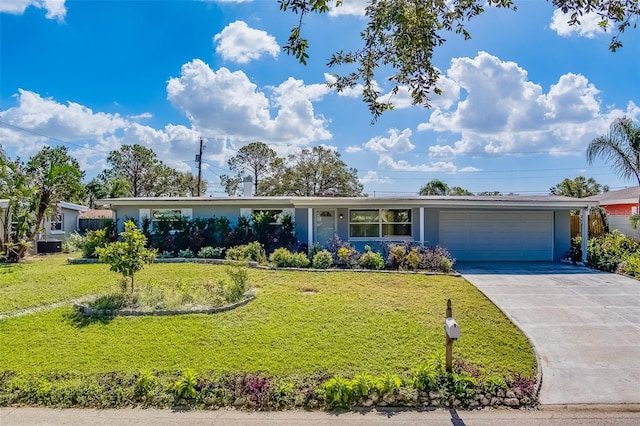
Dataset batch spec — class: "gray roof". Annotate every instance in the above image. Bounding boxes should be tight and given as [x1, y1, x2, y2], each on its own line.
[583, 187, 639, 204]
[99, 195, 594, 210]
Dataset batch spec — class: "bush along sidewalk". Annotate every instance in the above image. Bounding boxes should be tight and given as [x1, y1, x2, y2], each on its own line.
[0, 362, 538, 410]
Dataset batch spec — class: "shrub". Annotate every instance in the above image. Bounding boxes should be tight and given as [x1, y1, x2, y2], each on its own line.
[222, 266, 250, 303]
[374, 372, 402, 395]
[506, 373, 536, 400]
[483, 376, 508, 395]
[197, 246, 224, 259]
[226, 241, 266, 263]
[82, 229, 109, 258]
[420, 246, 454, 272]
[322, 376, 353, 408]
[173, 370, 197, 402]
[157, 250, 173, 259]
[269, 248, 293, 267]
[135, 371, 158, 399]
[178, 248, 194, 258]
[624, 252, 640, 278]
[406, 247, 421, 270]
[587, 231, 640, 272]
[388, 244, 407, 270]
[337, 246, 360, 268]
[269, 248, 310, 268]
[64, 232, 85, 253]
[350, 373, 374, 399]
[312, 250, 333, 269]
[566, 236, 582, 263]
[358, 249, 384, 270]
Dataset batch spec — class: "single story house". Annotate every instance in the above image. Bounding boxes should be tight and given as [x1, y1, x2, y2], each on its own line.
[41, 201, 89, 241]
[585, 187, 640, 238]
[100, 195, 595, 262]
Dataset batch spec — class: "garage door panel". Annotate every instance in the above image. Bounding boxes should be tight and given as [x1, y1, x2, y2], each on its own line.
[439, 211, 552, 261]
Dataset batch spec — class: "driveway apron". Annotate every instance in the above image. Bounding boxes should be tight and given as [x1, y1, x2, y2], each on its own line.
[457, 262, 640, 405]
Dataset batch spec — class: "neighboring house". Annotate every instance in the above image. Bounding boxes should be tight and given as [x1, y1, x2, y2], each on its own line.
[42, 201, 89, 241]
[100, 195, 594, 262]
[585, 187, 640, 238]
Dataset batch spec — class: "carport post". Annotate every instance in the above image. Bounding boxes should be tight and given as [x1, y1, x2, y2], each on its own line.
[581, 207, 589, 264]
[307, 208, 313, 254]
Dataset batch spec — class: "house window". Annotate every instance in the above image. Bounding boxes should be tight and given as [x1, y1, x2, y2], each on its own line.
[151, 209, 183, 222]
[50, 213, 64, 232]
[253, 209, 283, 223]
[349, 209, 412, 238]
[150, 209, 183, 232]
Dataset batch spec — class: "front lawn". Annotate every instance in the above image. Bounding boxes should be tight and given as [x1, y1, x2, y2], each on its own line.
[0, 254, 536, 380]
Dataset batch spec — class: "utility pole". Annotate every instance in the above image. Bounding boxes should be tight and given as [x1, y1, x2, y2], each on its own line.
[196, 137, 204, 196]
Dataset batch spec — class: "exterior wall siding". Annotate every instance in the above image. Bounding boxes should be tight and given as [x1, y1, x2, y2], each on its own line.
[604, 203, 636, 216]
[44, 207, 82, 240]
[553, 210, 571, 261]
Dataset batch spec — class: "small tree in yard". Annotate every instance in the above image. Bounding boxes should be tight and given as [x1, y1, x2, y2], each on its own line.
[96, 220, 156, 293]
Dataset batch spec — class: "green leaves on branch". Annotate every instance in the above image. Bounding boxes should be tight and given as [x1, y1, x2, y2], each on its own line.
[281, 0, 638, 120]
[553, 0, 640, 52]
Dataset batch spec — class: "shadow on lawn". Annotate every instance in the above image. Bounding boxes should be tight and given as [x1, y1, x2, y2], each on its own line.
[64, 310, 116, 328]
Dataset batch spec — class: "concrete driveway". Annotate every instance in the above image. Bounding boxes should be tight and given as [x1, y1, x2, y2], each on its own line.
[457, 262, 640, 405]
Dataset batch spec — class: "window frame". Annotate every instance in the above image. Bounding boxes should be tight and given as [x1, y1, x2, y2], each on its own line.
[50, 213, 64, 234]
[348, 208, 412, 240]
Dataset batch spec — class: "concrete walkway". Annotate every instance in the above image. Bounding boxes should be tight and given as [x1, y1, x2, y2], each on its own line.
[457, 262, 640, 405]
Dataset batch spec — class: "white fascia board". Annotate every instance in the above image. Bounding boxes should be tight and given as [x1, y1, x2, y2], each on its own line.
[0, 199, 8, 209]
[98, 196, 595, 211]
[58, 201, 89, 212]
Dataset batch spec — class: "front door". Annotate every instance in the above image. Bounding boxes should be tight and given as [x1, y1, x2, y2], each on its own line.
[315, 209, 336, 246]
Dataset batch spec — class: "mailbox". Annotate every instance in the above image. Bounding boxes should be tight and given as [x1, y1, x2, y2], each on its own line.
[444, 317, 460, 339]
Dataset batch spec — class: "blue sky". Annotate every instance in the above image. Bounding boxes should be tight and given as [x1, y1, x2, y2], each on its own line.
[1, 0, 638, 196]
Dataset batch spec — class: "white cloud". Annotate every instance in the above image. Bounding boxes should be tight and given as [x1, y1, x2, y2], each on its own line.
[364, 128, 414, 154]
[376, 73, 461, 110]
[329, 0, 367, 17]
[345, 146, 363, 153]
[166, 59, 331, 145]
[360, 170, 391, 185]
[0, 89, 209, 174]
[417, 51, 639, 157]
[550, 9, 608, 39]
[213, 21, 279, 64]
[377, 86, 413, 110]
[459, 166, 481, 172]
[324, 73, 363, 98]
[378, 155, 457, 173]
[0, 89, 128, 140]
[0, 0, 66, 20]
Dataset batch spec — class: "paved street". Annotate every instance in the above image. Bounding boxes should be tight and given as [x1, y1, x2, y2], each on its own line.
[1, 406, 640, 426]
[458, 262, 640, 405]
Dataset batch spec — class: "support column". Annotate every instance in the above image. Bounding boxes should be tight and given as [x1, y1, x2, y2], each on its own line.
[419, 207, 425, 246]
[308, 208, 313, 254]
[581, 207, 589, 264]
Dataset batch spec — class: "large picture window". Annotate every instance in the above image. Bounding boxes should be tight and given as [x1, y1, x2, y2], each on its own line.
[349, 209, 412, 238]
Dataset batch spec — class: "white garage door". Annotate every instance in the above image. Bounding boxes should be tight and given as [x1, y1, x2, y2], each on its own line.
[439, 211, 553, 261]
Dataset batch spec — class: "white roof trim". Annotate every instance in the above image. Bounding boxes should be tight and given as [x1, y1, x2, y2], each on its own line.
[0, 199, 8, 209]
[58, 201, 89, 212]
[99, 196, 594, 210]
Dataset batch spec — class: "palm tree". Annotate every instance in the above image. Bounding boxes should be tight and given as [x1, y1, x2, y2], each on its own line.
[587, 116, 640, 227]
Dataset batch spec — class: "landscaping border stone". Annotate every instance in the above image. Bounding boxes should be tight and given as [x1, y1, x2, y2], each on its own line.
[67, 257, 259, 267]
[74, 289, 256, 317]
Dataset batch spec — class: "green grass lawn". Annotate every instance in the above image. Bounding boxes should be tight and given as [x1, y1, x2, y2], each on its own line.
[0, 254, 536, 380]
